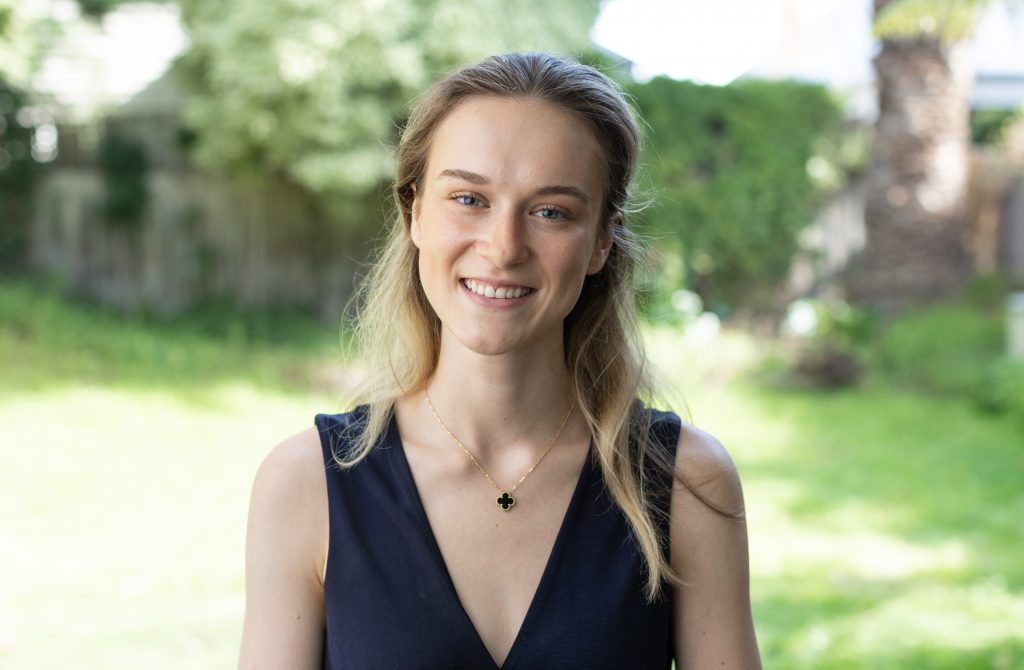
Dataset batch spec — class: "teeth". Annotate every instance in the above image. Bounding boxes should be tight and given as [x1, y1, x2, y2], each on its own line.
[465, 279, 531, 300]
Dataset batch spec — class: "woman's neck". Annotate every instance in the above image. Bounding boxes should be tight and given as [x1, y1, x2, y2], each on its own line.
[420, 334, 578, 459]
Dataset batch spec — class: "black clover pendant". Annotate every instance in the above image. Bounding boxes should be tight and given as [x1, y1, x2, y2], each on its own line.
[496, 491, 516, 510]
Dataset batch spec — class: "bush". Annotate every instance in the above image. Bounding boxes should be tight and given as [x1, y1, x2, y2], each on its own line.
[874, 303, 1004, 396]
[975, 358, 1024, 426]
[970, 108, 1020, 146]
[793, 340, 864, 389]
[628, 77, 848, 314]
[774, 299, 879, 389]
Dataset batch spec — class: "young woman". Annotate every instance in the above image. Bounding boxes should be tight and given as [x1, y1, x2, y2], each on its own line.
[238, 52, 761, 669]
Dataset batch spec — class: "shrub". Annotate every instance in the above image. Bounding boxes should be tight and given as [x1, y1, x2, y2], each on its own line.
[874, 303, 1004, 395]
[793, 340, 864, 389]
[628, 77, 848, 314]
[778, 299, 878, 389]
[975, 358, 1024, 426]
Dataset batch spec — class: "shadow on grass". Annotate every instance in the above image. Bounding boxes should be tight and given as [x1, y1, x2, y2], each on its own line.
[0, 277, 350, 404]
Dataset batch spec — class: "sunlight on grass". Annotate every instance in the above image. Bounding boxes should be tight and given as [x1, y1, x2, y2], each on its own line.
[753, 505, 971, 579]
[1, 385, 332, 669]
[3, 281, 1023, 668]
[844, 580, 1024, 650]
[639, 323, 1024, 668]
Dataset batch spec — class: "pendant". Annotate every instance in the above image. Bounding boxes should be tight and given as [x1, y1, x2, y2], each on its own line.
[496, 491, 516, 511]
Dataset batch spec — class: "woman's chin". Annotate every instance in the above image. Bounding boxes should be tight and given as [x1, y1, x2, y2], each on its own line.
[442, 322, 561, 359]
[457, 334, 522, 358]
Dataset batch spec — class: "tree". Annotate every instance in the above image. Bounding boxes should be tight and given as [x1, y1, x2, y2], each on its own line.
[849, 0, 994, 314]
[0, 0, 62, 86]
[1, 1, 64, 272]
[174, 0, 600, 228]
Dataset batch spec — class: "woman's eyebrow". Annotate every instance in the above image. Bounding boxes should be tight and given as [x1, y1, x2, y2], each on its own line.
[535, 184, 589, 204]
[438, 168, 589, 204]
[438, 168, 489, 184]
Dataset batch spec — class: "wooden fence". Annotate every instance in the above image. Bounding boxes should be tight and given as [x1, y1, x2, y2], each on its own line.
[29, 165, 371, 321]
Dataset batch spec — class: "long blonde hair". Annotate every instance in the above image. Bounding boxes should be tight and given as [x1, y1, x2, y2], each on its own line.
[338, 52, 681, 601]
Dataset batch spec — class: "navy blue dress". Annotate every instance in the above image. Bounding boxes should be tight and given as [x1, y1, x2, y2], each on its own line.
[314, 405, 681, 669]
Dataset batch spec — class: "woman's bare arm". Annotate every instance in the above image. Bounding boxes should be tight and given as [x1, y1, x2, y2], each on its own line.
[671, 422, 761, 669]
[238, 427, 328, 670]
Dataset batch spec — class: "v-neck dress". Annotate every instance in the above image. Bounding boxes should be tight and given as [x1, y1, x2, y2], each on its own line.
[313, 404, 681, 669]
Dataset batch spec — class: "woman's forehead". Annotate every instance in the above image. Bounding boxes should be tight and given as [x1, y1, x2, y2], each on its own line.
[423, 96, 607, 195]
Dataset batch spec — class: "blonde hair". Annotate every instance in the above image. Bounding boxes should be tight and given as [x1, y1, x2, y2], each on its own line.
[339, 52, 681, 601]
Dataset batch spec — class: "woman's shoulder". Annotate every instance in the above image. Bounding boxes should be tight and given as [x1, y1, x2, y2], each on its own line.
[249, 407, 370, 544]
[253, 425, 327, 512]
[675, 418, 745, 520]
[245, 423, 330, 587]
[641, 405, 744, 518]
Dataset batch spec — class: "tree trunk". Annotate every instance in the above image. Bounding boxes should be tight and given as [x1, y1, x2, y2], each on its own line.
[848, 0, 974, 315]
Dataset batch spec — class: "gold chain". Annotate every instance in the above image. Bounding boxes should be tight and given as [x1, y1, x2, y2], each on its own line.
[424, 388, 574, 511]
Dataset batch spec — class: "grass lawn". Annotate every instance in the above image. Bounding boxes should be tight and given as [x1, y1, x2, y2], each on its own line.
[2, 280, 1023, 668]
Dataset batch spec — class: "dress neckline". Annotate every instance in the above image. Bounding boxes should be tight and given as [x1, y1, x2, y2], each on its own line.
[384, 411, 593, 669]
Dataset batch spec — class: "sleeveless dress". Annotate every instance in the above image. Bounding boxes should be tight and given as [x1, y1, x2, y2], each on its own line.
[313, 405, 681, 669]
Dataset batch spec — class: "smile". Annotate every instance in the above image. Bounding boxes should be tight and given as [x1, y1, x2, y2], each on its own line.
[461, 278, 535, 300]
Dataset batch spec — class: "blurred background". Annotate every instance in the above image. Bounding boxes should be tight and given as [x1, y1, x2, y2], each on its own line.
[2, 0, 1023, 667]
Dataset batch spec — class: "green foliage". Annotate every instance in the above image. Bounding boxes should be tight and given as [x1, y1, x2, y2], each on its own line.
[970, 108, 1020, 146]
[792, 341, 864, 389]
[812, 300, 882, 353]
[0, 277, 338, 392]
[864, 277, 1024, 427]
[875, 302, 1005, 395]
[788, 301, 881, 389]
[98, 130, 150, 230]
[873, 0, 990, 42]
[74, 0, 169, 18]
[0, 77, 40, 272]
[175, 0, 600, 230]
[976, 358, 1024, 425]
[964, 272, 1014, 310]
[0, 0, 62, 85]
[628, 77, 845, 312]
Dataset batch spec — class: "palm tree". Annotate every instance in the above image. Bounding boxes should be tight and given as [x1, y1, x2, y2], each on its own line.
[849, 0, 993, 314]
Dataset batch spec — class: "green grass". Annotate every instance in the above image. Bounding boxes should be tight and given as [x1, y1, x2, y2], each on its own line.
[2, 280, 1023, 668]
[696, 385, 1024, 669]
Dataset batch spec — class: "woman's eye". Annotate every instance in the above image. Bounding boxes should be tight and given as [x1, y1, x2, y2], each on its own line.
[535, 207, 568, 220]
[452, 194, 481, 207]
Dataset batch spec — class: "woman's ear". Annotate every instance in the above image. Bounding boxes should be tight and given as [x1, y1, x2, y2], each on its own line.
[587, 211, 620, 274]
[409, 180, 421, 249]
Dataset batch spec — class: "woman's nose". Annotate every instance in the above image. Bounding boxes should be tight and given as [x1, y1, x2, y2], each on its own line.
[479, 208, 528, 267]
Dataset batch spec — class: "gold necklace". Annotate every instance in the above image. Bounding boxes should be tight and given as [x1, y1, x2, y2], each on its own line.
[424, 388, 574, 511]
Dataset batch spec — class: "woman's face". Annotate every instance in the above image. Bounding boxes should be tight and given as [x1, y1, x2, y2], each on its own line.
[410, 95, 613, 358]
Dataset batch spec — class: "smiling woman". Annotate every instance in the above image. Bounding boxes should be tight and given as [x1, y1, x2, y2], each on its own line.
[238, 52, 761, 669]
[410, 96, 611, 358]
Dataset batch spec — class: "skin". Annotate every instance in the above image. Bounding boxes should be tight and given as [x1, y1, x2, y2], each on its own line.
[238, 96, 761, 669]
